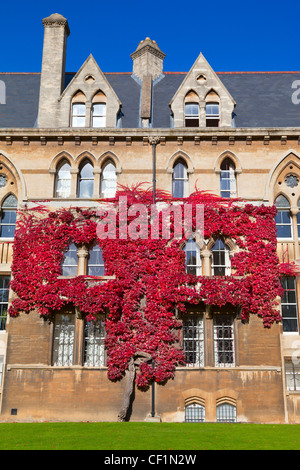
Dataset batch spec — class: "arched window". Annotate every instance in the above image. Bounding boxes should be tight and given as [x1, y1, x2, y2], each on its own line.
[172, 159, 188, 198]
[206, 102, 220, 127]
[220, 158, 236, 198]
[61, 243, 78, 276]
[216, 403, 237, 422]
[100, 161, 117, 198]
[185, 402, 205, 422]
[55, 160, 71, 198]
[211, 239, 231, 276]
[87, 244, 105, 276]
[184, 239, 202, 275]
[274, 195, 292, 239]
[0, 194, 17, 238]
[78, 160, 94, 198]
[92, 103, 106, 128]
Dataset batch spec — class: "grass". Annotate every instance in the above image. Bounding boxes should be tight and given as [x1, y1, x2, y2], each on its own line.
[0, 422, 300, 450]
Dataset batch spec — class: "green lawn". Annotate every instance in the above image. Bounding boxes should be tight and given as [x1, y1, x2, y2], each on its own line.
[0, 422, 300, 450]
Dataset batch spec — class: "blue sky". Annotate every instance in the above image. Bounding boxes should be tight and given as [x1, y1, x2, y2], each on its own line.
[1, 0, 299, 73]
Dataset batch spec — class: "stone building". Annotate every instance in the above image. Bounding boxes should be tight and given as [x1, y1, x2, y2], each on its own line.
[0, 12, 299, 423]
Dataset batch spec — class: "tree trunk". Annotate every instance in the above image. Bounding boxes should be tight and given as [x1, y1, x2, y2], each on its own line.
[117, 351, 152, 422]
[118, 358, 136, 422]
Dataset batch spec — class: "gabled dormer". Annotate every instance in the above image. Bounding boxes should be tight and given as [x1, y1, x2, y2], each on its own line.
[58, 54, 121, 128]
[170, 53, 236, 128]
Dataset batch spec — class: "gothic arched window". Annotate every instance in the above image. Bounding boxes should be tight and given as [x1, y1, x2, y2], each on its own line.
[55, 160, 71, 198]
[274, 195, 292, 239]
[220, 158, 237, 198]
[0, 194, 17, 238]
[100, 161, 117, 198]
[78, 160, 94, 198]
[211, 239, 231, 276]
[172, 159, 188, 198]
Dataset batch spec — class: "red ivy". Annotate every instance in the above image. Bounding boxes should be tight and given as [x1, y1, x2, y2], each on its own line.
[9, 186, 285, 389]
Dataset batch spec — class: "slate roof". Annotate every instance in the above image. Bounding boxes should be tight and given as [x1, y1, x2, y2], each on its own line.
[1, 71, 300, 129]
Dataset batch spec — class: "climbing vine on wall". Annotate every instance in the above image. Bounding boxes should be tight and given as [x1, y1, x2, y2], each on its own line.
[9, 185, 286, 389]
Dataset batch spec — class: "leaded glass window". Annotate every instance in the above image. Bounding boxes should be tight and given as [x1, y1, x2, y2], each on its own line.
[214, 315, 235, 367]
[52, 314, 75, 366]
[185, 403, 205, 422]
[0, 194, 17, 238]
[183, 315, 204, 367]
[281, 277, 299, 333]
[84, 317, 106, 366]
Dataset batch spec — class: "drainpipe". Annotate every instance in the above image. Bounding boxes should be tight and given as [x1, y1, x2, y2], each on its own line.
[148, 136, 160, 204]
[148, 136, 160, 417]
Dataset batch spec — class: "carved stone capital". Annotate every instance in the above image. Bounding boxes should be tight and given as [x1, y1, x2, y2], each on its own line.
[148, 136, 160, 146]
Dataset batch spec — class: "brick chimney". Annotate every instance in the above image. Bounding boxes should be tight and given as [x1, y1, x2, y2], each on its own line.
[37, 13, 70, 128]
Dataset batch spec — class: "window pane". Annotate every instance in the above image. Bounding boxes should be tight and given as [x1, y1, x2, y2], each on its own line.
[0, 275, 10, 331]
[92, 103, 106, 116]
[214, 316, 235, 366]
[78, 162, 94, 198]
[183, 316, 204, 367]
[185, 403, 205, 422]
[172, 180, 184, 198]
[185, 103, 199, 116]
[87, 245, 105, 276]
[79, 180, 94, 198]
[84, 317, 105, 366]
[61, 243, 77, 276]
[173, 162, 187, 179]
[281, 277, 298, 332]
[56, 162, 71, 198]
[73, 103, 85, 115]
[206, 104, 219, 116]
[217, 403, 236, 422]
[101, 162, 117, 198]
[53, 314, 75, 366]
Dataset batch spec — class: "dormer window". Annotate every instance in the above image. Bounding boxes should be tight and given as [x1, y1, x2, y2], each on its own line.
[72, 103, 86, 127]
[92, 103, 106, 128]
[185, 103, 199, 127]
[206, 103, 219, 127]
